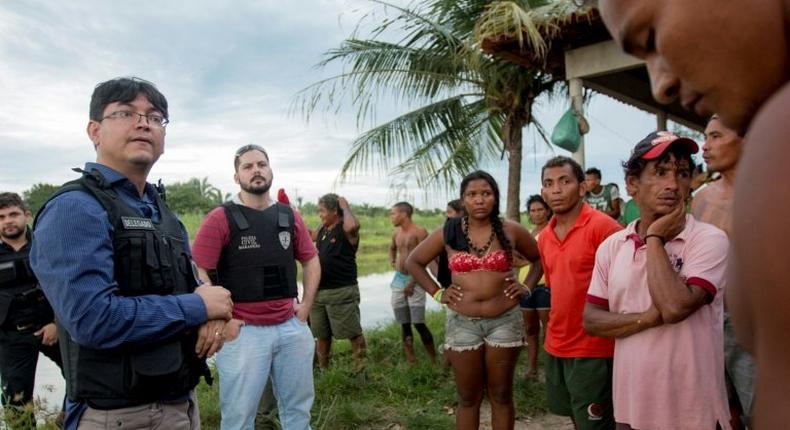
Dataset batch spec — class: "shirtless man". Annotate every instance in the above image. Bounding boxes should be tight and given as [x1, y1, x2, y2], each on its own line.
[692, 115, 752, 427]
[598, 1, 789, 427]
[389, 202, 436, 364]
[692, 116, 745, 237]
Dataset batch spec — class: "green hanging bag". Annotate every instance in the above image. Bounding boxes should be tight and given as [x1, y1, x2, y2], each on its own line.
[551, 108, 581, 152]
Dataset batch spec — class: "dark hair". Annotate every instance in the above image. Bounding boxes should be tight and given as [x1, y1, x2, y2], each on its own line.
[622, 145, 697, 179]
[447, 199, 464, 214]
[707, 114, 745, 138]
[318, 193, 341, 216]
[526, 194, 552, 217]
[233, 144, 269, 171]
[459, 170, 512, 263]
[541, 156, 585, 183]
[584, 167, 602, 179]
[392, 201, 413, 218]
[0, 192, 28, 212]
[89, 77, 168, 122]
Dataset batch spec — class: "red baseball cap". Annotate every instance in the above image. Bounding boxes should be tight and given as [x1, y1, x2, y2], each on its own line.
[630, 131, 699, 161]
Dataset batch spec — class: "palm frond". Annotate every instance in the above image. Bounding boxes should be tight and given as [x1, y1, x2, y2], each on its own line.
[338, 95, 502, 190]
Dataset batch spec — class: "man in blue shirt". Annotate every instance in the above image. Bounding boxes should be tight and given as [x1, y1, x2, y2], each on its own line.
[31, 77, 233, 429]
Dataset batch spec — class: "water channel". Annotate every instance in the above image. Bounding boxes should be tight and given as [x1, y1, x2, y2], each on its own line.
[28, 271, 441, 412]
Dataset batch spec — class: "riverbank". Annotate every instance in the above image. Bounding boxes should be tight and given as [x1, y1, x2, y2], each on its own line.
[196, 309, 551, 429]
[180, 211, 449, 276]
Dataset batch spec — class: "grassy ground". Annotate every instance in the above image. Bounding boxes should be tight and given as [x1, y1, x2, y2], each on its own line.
[195, 310, 548, 430]
[180, 212, 449, 277]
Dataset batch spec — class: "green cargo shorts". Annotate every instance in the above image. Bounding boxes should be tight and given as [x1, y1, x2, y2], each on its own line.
[545, 354, 614, 430]
[309, 284, 363, 340]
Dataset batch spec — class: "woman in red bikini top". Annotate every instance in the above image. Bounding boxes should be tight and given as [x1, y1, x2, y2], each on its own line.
[406, 170, 543, 430]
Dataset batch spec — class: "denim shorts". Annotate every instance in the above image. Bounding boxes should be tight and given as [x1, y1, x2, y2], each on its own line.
[520, 284, 550, 310]
[443, 305, 524, 351]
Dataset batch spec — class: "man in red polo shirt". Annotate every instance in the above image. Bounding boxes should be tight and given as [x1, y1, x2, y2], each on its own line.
[539, 156, 622, 429]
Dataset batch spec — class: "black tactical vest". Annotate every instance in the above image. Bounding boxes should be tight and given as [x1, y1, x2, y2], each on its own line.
[215, 201, 298, 302]
[40, 169, 210, 409]
[0, 236, 54, 330]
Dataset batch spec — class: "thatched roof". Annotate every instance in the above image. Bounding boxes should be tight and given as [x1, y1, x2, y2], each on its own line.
[478, 2, 608, 79]
[477, 1, 707, 131]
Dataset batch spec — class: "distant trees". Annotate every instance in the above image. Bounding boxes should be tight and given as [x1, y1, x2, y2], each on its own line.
[165, 178, 229, 215]
[20, 177, 229, 217]
[22, 183, 60, 216]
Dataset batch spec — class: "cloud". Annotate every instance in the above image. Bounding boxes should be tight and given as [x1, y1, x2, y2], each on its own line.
[0, 1, 675, 210]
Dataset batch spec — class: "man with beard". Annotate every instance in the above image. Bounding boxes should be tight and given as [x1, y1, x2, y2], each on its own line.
[584, 132, 730, 429]
[597, 1, 789, 426]
[192, 144, 320, 429]
[539, 156, 622, 430]
[0, 192, 62, 428]
[692, 115, 752, 427]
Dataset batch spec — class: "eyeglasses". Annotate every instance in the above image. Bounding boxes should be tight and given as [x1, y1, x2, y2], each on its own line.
[235, 144, 268, 158]
[101, 110, 169, 128]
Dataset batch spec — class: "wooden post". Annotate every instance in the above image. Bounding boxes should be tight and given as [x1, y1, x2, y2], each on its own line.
[570, 78, 585, 168]
[656, 111, 668, 131]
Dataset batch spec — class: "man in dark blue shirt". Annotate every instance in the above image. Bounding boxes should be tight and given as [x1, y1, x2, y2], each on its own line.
[31, 77, 233, 429]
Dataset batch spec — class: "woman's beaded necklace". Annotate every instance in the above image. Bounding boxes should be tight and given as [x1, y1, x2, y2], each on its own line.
[462, 216, 495, 257]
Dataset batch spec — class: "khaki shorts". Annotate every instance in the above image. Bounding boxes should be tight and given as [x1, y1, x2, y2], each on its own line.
[309, 284, 363, 339]
[391, 284, 426, 324]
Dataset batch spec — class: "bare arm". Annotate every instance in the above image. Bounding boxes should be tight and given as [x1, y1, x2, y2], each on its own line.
[389, 232, 397, 269]
[583, 302, 662, 338]
[645, 204, 710, 323]
[690, 187, 707, 218]
[608, 198, 622, 219]
[404, 228, 445, 298]
[197, 267, 213, 285]
[645, 237, 710, 323]
[309, 227, 318, 242]
[296, 255, 321, 321]
[338, 197, 360, 246]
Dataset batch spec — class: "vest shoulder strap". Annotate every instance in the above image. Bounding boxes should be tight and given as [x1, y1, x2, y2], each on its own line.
[34, 168, 121, 230]
[222, 202, 250, 231]
[277, 203, 293, 230]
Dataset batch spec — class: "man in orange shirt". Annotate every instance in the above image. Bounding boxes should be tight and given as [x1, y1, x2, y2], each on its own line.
[539, 156, 623, 429]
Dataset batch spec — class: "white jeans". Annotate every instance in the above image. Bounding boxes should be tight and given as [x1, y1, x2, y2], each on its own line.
[216, 317, 315, 430]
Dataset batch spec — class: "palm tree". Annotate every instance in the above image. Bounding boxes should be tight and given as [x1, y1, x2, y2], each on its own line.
[296, 0, 584, 219]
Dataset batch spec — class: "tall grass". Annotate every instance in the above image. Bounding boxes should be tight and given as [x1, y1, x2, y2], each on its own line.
[195, 310, 547, 429]
[180, 212, 449, 277]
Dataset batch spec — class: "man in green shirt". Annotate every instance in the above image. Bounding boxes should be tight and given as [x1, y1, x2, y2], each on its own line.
[620, 199, 640, 225]
[584, 168, 622, 220]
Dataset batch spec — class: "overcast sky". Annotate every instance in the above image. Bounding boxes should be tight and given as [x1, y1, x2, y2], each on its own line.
[0, 1, 669, 210]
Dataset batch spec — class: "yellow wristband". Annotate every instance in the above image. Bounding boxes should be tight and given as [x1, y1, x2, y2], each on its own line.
[432, 289, 444, 303]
